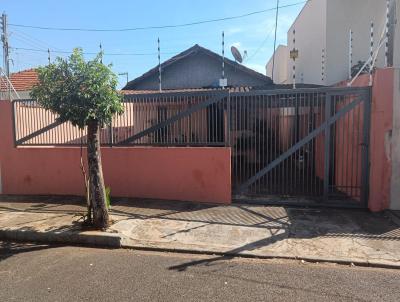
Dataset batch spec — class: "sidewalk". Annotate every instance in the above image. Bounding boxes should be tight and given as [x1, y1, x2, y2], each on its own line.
[1, 195, 400, 268]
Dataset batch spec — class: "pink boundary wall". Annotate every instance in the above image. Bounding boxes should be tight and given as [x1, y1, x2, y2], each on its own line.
[0, 101, 232, 204]
[341, 68, 394, 211]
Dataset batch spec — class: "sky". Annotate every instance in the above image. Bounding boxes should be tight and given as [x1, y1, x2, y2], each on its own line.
[1, 0, 306, 87]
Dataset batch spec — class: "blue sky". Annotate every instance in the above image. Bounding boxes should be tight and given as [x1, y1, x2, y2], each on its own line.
[1, 0, 305, 87]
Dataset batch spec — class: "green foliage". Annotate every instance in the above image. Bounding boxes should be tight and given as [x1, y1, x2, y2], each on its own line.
[105, 186, 111, 209]
[30, 48, 124, 128]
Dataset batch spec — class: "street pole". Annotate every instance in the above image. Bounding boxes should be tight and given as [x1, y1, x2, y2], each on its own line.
[271, 0, 279, 83]
[1, 12, 10, 99]
[1, 12, 10, 77]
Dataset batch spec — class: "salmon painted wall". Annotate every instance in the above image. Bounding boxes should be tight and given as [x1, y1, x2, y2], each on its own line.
[339, 68, 394, 211]
[0, 101, 231, 204]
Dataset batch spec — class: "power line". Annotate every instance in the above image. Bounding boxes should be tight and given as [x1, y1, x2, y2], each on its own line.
[12, 29, 63, 51]
[11, 46, 178, 56]
[8, 1, 308, 32]
[246, 26, 276, 62]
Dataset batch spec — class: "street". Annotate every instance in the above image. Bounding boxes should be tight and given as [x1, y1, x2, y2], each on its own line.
[0, 242, 399, 302]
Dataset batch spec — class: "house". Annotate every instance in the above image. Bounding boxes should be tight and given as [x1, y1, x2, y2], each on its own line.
[0, 68, 38, 99]
[123, 44, 272, 91]
[119, 44, 276, 147]
[266, 0, 400, 85]
[120, 44, 321, 151]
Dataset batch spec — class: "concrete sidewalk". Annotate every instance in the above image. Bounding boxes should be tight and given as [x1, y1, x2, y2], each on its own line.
[1, 195, 400, 268]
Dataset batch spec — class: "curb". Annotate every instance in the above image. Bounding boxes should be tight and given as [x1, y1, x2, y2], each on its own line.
[0, 229, 122, 248]
[1, 229, 399, 270]
[119, 244, 400, 270]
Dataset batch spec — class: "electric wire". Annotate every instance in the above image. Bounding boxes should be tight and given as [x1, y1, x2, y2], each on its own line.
[8, 1, 309, 32]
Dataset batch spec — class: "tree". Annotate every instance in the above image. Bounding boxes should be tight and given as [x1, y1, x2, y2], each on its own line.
[31, 49, 123, 229]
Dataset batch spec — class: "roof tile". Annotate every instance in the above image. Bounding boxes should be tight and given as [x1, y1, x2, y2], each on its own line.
[0, 69, 38, 91]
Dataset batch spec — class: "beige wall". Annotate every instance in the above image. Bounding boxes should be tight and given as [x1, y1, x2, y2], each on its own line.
[268, 0, 399, 86]
[266, 45, 288, 84]
[287, 0, 328, 85]
[325, 0, 388, 85]
[394, 0, 400, 68]
[0, 90, 30, 100]
[390, 68, 400, 210]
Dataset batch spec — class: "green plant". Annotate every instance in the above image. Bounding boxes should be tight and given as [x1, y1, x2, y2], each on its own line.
[105, 187, 111, 210]
[31, 49, 123, 230]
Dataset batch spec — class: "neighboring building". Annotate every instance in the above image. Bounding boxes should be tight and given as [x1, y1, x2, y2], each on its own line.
[267, 0, 399, 85]
[0, 68, 38, 99]
[265, 45, 288, 84]
[124, 44, 272, 91]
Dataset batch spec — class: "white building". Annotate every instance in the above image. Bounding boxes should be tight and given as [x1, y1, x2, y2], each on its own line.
[266, 0, 399, 85]
[265, 45, 288, 84]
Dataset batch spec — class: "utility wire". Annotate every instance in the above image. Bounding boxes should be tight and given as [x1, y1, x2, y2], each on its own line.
[246, 26, 276, 62]
[8, 1, 308, 32]
[11, 46, 178, 56]
[12, 29, 62, 51]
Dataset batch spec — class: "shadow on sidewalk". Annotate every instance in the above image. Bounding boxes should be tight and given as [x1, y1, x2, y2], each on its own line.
[1, 194, 400, 270]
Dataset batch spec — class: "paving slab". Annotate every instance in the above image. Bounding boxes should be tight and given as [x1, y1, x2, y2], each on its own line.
[1, 195, 400, 268]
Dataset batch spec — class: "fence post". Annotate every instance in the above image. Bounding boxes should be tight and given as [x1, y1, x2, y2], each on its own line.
[11, 100, 17, 147]
[360, 88, 371, 207]
[226, 91, 231, 147]
[323, 93, 332, 201]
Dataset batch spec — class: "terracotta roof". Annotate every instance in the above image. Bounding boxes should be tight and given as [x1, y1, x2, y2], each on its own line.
[0, 69, 38, 92]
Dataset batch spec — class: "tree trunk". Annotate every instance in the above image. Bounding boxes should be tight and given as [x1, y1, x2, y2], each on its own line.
[87, 119, 109, 229]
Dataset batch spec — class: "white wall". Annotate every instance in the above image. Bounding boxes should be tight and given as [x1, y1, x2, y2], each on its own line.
[390, 68, 400, 210]
[266, 45, 288, 84]
[267, 0, 399, 86]
[394, 0, 400, 67]
[325, 0, 388, 85]
[0, 90, 30, 100]
[286, 0, 328, 85]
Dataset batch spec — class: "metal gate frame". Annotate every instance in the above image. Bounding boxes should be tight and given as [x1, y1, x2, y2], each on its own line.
[230, 86, 371, 207]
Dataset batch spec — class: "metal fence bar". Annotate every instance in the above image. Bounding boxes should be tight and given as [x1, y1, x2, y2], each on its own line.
[118, 92, 227, 145]
[16, 120, 63, 145]
[361, 88, 372, 206]
[323, 93, 332, 201]
[237, 94, 365, 194]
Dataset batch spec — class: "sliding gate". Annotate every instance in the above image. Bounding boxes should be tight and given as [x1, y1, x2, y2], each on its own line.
[230, 87, 371, 206]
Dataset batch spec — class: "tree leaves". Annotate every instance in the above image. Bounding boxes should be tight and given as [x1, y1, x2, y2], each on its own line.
[30, 48, 124, 129]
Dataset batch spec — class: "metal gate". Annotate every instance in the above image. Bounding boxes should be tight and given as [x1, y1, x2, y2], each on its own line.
[230, 87, 371, 207]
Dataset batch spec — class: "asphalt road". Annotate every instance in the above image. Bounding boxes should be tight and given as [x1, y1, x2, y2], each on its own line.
[0, 241, 399, 302]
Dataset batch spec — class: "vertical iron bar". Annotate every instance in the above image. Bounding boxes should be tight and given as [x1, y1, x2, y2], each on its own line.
[11, 101, 17, 146]
[355, 98, 361, 199]
[109, 122, 113, 147]
[226, 92, 231, 147]
[323, 93, 331, 201]
[361, 89, 371, 207]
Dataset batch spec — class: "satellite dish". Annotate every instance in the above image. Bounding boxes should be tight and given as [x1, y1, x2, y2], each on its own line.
[231, 46, 243, 63]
